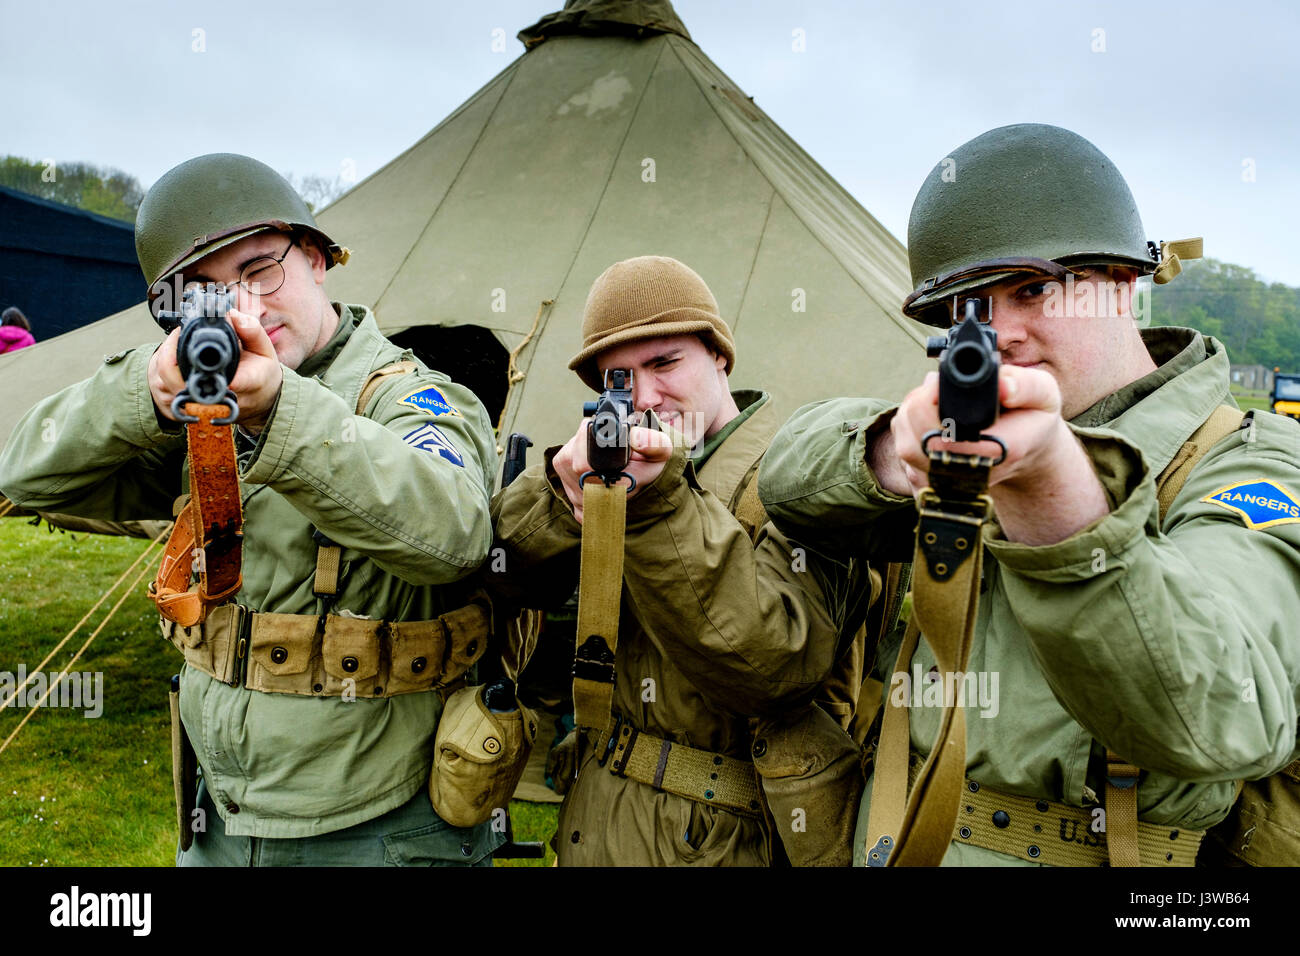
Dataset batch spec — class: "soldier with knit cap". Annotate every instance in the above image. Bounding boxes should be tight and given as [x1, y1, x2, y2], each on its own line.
[491, 255, 871, 866]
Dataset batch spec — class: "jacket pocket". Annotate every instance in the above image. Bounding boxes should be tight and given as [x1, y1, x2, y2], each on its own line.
[321, 615, 382, 695]
[387, 619, 446, 694]
[382, 817, 497, 866]
[246, 614, 317, 694]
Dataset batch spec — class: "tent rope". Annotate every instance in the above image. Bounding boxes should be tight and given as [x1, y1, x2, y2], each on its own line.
[0, 543, 163, 757]
[496, 299, 554, 436]
[0, 523, 170, 721]
[0, 498, 15, 520]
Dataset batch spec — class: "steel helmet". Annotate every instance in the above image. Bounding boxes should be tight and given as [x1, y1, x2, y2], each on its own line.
[902, 124, 1199, 326]
[135, 153, 349, 312]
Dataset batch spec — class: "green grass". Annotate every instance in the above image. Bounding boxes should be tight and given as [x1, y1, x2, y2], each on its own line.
[0, 517, 557, 867]
[1230, 386, 1273, 413]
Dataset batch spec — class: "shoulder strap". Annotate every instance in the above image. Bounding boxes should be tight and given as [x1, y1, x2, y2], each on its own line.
[1155, 405, 1245, 522]
[303, 360, 419, 601]
[1103, 404, 1245, 865]
[355, 359, 418, 416]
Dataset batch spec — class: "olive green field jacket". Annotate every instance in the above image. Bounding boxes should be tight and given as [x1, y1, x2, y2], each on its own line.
[0, 306, 499, 842]
[758, 329, 1300, 865]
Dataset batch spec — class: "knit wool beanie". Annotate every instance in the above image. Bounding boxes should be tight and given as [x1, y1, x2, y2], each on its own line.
[568, 255, 736, 392]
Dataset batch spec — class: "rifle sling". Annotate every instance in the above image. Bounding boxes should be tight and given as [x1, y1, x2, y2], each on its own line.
[151, 403, 244, 627]
[573, 479, 627, 751]
[866, 452, 991, 866]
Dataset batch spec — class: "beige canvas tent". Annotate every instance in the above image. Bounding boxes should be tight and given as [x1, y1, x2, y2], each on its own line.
[0, 0, 930, 474]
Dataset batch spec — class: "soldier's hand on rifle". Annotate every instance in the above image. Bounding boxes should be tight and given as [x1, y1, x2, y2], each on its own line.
[889, 365, 1109, 545]
[552, 420, 674, 524]
[147, 307, 283, 432]
[147, 326, 187, 423]
[225, 307, 284, 434]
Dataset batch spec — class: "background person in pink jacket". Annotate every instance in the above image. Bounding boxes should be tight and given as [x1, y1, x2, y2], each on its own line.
[0, 307, 35, 354]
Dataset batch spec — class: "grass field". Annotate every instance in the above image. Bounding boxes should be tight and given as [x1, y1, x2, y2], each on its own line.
[0, 517, 557, 867]
[1229, 387, 1272, 413]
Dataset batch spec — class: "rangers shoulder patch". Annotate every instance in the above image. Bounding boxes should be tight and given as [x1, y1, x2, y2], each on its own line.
[397, 384, 462, 418]
[1202, 480, 1300, 529]
[401, 423, 464, 468]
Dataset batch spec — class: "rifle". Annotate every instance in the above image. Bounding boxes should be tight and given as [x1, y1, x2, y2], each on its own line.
[148, 282, 244, 627]
[157, 283, 241, 425]
[581, 368, 636, 487]
[923, 296, 1004, 457]
[501, 433, 533, 489]
[867, 297, 1006, 866]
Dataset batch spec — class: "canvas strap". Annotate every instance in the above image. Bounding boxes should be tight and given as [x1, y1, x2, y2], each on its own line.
[1100, 402, 1245, 865]
[572, 479, 627, 746]
[1104, 750, 1142, 865]
[150, 403, 244, 627]
[603, 716, 764, 817]
[866, 452, 992, 866]
[1152, 237, 1204, 285]
[307, 359, 419, 601]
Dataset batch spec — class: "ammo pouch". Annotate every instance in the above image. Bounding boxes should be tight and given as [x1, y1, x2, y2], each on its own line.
[160, 601, 490, 698]
[752, 703, 865, 867]
[429, 685, 538, 828]
[1201, 759, 1300, 866]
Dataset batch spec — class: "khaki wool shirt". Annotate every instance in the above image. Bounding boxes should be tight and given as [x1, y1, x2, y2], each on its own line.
[491, 390, 865, 864]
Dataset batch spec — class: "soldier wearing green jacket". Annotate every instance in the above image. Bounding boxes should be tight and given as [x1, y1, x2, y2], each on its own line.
[0, 155, 501, 866]
[757, 124, 1300, 866]
[492, 256, 868, 866]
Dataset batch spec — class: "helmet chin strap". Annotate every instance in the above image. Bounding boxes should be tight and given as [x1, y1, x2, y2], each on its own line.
[1151, 238, 1204, 284]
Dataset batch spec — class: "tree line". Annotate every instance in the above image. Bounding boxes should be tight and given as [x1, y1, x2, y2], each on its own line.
[1152, 259, 1300, 374]
[2, 156, 1296, 371]
[0, 156, 349, 222]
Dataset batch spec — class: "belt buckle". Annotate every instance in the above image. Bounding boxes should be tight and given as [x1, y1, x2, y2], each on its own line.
[596, 712, 624, 768]
[229, 605, 251, 688]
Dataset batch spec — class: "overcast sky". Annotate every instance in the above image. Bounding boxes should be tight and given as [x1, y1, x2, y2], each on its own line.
[3, 0, 1296, 285]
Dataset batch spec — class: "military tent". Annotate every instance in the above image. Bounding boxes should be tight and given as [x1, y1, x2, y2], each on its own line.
[0, 0, 929, 477]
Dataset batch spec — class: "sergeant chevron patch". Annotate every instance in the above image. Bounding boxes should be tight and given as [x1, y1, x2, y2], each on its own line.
[1202, 480, 1300, 529]
[397, 384, 462, 417]
[401, 424, 464, 467]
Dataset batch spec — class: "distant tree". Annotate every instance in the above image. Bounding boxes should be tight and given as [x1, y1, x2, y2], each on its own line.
[1153, 258, 1300, 372]
[0, 156, 144, 222]
[280, 171, 350, 213]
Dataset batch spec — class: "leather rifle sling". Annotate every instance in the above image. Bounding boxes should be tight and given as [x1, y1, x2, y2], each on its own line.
[151, 403, 244, 627]
[572, 479, 627, 751]
[866, 452, 991, 866]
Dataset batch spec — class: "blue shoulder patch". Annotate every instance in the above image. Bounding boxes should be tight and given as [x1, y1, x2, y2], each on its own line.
[397, 384, 461, 418]
[401, 424, 464, 468]
[1202, 480, 1300, 529]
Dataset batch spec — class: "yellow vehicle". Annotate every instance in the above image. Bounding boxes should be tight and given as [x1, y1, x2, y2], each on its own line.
[1272, 372, 1300, 419]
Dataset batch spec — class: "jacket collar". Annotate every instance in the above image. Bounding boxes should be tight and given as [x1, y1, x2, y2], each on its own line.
[1071, 328, 1231, 477]
[693, 390, 775, 506]
[311, 304, 403, 413]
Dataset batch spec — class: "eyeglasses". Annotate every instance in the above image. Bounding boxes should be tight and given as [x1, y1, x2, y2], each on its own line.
[186, 235, 296, 298]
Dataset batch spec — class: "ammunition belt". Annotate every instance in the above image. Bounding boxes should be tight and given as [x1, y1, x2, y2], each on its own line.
[900, 751, 1204, 866]
[598, 715, 764, 818]
[950, 778, 1204, 867]
[160, 601, 489, 699]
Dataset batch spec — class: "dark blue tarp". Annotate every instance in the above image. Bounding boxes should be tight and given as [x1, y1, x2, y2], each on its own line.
[0, 185, 145, 340]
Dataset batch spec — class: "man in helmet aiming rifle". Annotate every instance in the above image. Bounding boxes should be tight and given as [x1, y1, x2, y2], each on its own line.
[0, 154, 501, 866]
[757, 124, 1300, 867]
